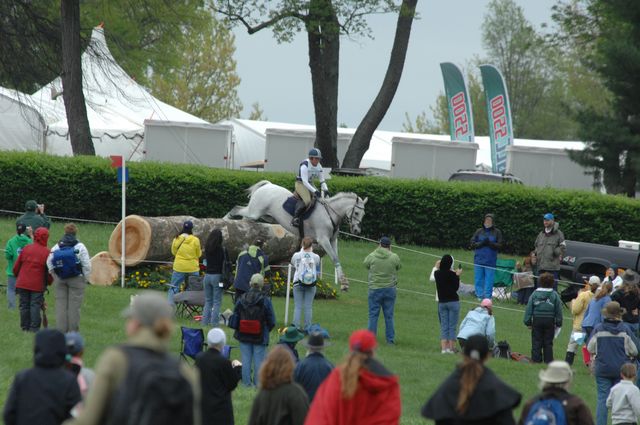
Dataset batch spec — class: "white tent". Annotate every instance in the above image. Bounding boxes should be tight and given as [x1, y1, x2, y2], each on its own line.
[0, 26, 207, 160]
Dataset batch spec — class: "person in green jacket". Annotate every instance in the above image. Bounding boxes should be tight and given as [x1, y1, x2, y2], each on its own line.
[364, 236, 401, 345]
[524, 272, 563, 363]
[5, 223, 32, 309]
[16, 200, 51, 231]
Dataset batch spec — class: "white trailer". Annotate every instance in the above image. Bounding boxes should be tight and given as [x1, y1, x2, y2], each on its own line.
[143, 120, 233, 168]
[390, 137, 478, 179]
[506, 145, 594, 190]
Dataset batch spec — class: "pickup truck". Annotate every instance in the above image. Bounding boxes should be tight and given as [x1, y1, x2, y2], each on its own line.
[560, 240, 640, 283]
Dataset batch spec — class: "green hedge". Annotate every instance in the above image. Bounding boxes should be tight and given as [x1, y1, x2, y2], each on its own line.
[2, 151, 640, 254]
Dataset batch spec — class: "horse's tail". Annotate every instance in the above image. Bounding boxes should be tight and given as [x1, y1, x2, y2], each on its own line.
[246, 180, 271, 198]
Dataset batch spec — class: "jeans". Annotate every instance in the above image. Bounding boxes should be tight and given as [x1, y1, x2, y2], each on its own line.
[531, 317, 555, 363]
[239, 342, 266, 387]
[595, 376, 619, 425]
[55, 275, 85, 333]
[368, 287, 396, 343]
[17, 289, 44, 331]
[474, 264, 495, 299]
[293, 285, 316, 329]
[203, 273, 222, 326]
[168, 271, 199, 304]
[438, 301, 460, 340]
[7, 275, 16, 309]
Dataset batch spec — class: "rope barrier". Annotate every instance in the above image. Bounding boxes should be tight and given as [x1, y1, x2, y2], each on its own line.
[0, 209, 118, 225]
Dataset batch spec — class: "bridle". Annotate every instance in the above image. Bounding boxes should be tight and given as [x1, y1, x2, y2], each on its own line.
[320, 194, 364, 234]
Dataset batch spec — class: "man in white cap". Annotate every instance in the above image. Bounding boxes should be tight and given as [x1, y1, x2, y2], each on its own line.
[195, 328, 241, 425]
[520, 361, 594, 425]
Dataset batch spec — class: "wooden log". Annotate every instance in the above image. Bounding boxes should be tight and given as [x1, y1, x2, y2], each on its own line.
[89, 251, 120, 286]
[107, 215, 301, 267]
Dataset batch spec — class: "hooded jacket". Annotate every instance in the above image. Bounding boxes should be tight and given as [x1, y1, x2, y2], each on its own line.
[587, 319, 638, 378]
[364, 247, 401, 289]
[457, 307, 496, 347]
[5, 233, 32, 277]
[534, 222, 566, 271]
[422, 365, 521, 425]
[233, 246, 270, 292]
[581, 295, 612, 330]
[3, 329, 81, 425]
[304, 357, 401, 425]
[171, 233, 202, 273]
[13, 227, 50, 292]
[47, 233, 92, 278]
[470, 215, 503, 266]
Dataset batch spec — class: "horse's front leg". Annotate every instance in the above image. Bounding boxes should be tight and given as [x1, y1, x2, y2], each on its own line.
[317, 235, 348, 292]
[330, 235, 349, 291]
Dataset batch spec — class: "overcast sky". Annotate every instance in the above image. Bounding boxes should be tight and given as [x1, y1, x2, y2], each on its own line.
[231, 0, 557, 130]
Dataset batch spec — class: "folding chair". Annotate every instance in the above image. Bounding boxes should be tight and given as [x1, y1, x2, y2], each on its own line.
[493, 258, 516, 301]
[179, 326, 206, 362]
[174, 275, 205, 320]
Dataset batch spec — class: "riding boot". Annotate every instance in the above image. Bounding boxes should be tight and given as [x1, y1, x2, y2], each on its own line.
[565, 351, 575, 365]
[291, 201, 306, 226]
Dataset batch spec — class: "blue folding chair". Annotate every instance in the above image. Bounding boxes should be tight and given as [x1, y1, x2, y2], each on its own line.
[180, 326, 205, 362]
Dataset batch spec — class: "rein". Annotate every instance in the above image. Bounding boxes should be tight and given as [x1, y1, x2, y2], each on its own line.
[320, 193, 362, 234]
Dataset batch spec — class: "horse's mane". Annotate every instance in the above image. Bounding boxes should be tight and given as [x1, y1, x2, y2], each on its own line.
[328, 192, 358, 201]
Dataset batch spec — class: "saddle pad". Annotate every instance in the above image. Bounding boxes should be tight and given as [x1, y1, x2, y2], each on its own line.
[282, 196, 315, 219]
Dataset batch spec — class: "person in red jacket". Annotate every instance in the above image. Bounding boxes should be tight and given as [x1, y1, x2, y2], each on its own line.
[304, 329, 401, 425]
[13, 227, 51, 332]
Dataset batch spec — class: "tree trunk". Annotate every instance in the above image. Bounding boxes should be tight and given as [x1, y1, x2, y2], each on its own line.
[60, 0, 94, 155]
[307, 0, 340, 168]
[107, 215, 301, 266]
[623, 151, 638, 197]
[88, 251, 120, 286]
[342, 0, 418, 168]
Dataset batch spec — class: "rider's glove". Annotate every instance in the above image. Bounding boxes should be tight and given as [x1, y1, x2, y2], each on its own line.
[315, 190, 322, 198]
[323, 190, 331, 198]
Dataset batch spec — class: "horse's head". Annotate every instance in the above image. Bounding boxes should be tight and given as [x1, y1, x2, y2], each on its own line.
[348, 196, 367, 235]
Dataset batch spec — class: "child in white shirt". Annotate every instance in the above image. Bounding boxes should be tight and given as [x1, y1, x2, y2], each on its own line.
[607, 363, 640, 425]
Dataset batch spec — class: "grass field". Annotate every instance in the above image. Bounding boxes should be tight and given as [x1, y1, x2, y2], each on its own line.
[0, 216, 600, 424]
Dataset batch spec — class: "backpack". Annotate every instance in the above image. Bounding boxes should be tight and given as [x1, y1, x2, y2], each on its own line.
[52, 246, 81, 279]
[106, 346, 194, 425]
[493, 340, 512, 359]
[298, 252, 317, 286]
[236, 295, 266, 344]
[524, 397, 568, 425]
[221, 247, 234, 290]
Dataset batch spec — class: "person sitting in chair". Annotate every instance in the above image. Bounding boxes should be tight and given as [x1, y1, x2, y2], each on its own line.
[292, 148, 330, 227]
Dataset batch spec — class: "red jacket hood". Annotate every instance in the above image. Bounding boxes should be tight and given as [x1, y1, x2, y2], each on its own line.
[358, 367, 399, 393]
[34, 227, 49, 245]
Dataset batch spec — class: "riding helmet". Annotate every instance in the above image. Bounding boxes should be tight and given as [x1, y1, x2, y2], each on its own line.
[308, 148, 322, 159]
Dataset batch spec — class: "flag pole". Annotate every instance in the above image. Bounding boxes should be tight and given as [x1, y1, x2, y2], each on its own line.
[120, 157, 126, 288]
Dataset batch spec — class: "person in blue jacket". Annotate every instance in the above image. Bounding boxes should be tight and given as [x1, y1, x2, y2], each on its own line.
[469, 214, 503, 300]
[457, 298, 496, 350]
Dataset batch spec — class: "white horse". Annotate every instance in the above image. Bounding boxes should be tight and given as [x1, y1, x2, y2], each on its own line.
[225, 180, 367, 290]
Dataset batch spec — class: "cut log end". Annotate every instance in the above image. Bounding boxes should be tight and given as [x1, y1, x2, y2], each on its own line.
[108, 215, 152, 266]
[89, 251, 121, 286]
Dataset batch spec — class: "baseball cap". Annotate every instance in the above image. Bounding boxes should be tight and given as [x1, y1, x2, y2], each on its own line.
[65, 332, 85, 356]
[349, 329, 377, 353]
[122, 292, 174, 327]
[250, 273, 264, 288]
[379, 236, 391, 247]
[480, 299, 493, 309]
[543, 213, 554, 220]
[207, 328, 227, 347]
[183, 220, 194, 231]
[588, 275, 601, 285]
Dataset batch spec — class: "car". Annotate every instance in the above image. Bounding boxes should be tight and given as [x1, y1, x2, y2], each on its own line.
[448, 170, 524, 184]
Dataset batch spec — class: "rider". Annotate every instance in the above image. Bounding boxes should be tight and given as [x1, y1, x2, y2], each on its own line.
[292, 148, 330, 227]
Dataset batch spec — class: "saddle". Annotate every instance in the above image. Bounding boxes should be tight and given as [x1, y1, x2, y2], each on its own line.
[282, 194, 317, 219]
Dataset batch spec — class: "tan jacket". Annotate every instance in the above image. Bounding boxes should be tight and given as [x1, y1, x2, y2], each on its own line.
[571, 290, 595, 331]
[63, 328, 201, 425]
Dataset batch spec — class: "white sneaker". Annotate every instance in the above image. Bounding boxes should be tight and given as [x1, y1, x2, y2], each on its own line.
[441, 349, 448, 354]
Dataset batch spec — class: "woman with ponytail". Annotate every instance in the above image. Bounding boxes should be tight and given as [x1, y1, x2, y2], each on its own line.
[422, 334, 521, 424]
[304, 329, 401, 425]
